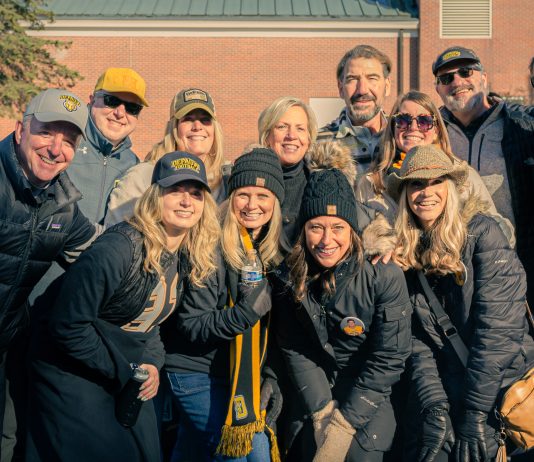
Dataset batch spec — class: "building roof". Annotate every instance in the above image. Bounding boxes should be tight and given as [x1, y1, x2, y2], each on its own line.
[46, 0, 418, 20]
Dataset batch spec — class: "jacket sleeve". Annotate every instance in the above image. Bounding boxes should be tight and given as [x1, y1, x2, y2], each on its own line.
[463, 215, 527, 412]
[59, 205, 100, 264]
[272, 281, 332, 416]
[341, 262, 412, 429]
[139, 326, 165, 370]
[177, 257, 261, 344]
[48, 230, 133, 379]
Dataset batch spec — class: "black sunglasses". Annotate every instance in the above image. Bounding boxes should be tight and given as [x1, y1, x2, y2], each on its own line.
[392, 113, 436, 132]
[435, 66, 476, 85]
[100, 94, 143, 116]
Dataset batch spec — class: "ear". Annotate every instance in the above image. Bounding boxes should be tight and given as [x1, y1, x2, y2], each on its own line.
[337, 79, 344, 98]
[384, 76, 391, 97]
[14, 120, 24, 144]
[89, 93, 95, 105]
[481, 72, 488, 88]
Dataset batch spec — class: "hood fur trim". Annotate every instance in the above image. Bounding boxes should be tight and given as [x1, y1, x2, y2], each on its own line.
[305, 141, 357, 186]
[361, 214, 397, 258]
[460, 192, 490, 225]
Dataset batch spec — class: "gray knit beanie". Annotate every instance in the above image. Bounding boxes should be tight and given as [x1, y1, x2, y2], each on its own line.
[300, 168, 358, 230]
[229, 147, 285, 203]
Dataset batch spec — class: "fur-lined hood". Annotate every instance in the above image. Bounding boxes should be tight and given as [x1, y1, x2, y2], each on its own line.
[460, 191, 491, 226]
[305, 140, 357, 187]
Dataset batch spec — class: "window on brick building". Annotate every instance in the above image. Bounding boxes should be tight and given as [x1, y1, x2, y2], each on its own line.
[309, 98, 345, 128]
[440, 0, 492, 38]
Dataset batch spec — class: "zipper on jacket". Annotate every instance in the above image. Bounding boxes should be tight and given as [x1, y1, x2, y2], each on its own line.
[476, 134, 485, 171]
[95, 156, 108, 222]
[2, 206, 39, 314]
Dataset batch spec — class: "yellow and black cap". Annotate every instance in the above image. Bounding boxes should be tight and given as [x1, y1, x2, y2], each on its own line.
[432, 46, 482, 75]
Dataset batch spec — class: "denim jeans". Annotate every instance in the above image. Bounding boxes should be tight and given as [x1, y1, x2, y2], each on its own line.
[167, 372, 270, 462]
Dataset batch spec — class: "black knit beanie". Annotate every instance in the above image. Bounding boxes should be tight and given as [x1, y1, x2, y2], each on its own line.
[229, 147, 285, 203]
[299, 168, 357, 230]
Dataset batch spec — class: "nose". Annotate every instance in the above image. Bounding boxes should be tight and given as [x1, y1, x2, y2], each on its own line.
[356, 78, 369, 95]
[192, 119, 203, 130]
[320, 228, 332, 246]
[247, 195, 257, 210]
[113, 104, 126, 118]
[407, 117, 419, 130]
[48, 133, 64, 157]
[180, 192, 192, 206]
[285, 125, 297, 139]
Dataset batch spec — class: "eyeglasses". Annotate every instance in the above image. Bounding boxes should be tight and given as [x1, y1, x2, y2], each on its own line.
[100, 94, 143, 116]
[435, 67, 476, 85]
[392, 113, 436, 132]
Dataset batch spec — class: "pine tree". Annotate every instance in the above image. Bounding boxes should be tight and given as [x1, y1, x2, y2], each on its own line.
[0, 0, 81, 117]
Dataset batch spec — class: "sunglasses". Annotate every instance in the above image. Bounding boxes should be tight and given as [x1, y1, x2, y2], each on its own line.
[100, 94, 143, 116]
[392, 113, 436, 132]
[435, 66, 476, 85]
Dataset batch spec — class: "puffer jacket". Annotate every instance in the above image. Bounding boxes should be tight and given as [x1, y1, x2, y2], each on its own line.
[0, 133, 96, 349]
[407, 196, 533, 416]
[272, 255, 412, 451]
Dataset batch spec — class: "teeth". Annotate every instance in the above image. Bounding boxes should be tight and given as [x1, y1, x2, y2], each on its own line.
[419, 202, 437, 206]
[282, 145, 298, 152]
[404, 136, 422, 141]
[316, 247, 337, 256]
[39, 155, 57, 165]
[189, 136, 206, 141]
[175, 211, 193, 217]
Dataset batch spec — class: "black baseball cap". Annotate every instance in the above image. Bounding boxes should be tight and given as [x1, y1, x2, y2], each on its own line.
[432, 46, 482, 75]
[152, 151, 210, 192]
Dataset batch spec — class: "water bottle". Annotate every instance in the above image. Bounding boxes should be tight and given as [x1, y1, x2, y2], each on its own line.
[241, 249, 263, 286]
[115, 363, 149, 427]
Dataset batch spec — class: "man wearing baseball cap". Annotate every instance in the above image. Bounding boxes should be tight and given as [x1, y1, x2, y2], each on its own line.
[433, 45, 534, 310]
[0, 88, 98, 459]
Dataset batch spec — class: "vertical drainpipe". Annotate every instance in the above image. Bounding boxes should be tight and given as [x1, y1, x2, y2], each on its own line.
[398, 29, 404, 96]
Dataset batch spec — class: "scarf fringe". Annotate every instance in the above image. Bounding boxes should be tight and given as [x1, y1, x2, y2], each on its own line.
[216, 419, 265, 457]
[266, 424, 281, 462]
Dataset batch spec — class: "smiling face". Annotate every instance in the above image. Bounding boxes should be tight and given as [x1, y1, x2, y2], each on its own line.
[266, 106, 310, 167]
[406, 177, 448, 230]
[305, 216, 352, 268]
[15, 117, 81, 188]
[338, 57, 391, 127]
[232, 186, 275, 238]
[176, 109, 215, 161]
[394, 100, 438, 153]
[161, 181, 205, 248]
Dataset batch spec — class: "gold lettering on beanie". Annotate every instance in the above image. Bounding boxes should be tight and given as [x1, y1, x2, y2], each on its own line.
[170, 158, 200, 172]
[327, 205, 337, 215]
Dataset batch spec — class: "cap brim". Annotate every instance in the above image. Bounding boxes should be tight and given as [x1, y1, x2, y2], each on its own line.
[174, 103, 216, 120]
[157, 174, 211, 193]
[434, 58, 481, 75]
[32, 112, 87, 139]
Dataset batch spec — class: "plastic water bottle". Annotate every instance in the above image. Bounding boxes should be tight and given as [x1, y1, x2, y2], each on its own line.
[115, 363, 149, 427]
[241, 249, 263, 286]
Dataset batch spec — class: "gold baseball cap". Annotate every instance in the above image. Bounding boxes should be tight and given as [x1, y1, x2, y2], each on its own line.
[94, 68, 149, 106]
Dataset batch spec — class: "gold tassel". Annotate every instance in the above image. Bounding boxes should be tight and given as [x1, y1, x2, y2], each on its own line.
[216, 419, 265, 457]
[495, 443, 507, 462]
[266, 424, 282, 462]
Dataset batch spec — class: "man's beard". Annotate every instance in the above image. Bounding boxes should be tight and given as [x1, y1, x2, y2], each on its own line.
[347, 95, 381, 125]
[444, 85, 485, 113]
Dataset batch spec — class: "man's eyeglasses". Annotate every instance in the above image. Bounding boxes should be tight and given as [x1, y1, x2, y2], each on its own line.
[392, 113, 436, 132]
[435, 67, 477, 86]
[100, 94, 143, 116]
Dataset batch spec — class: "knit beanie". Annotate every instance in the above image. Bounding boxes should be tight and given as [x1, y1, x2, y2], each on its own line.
[300, 168, 358, 230]
[228, 147, 285, 203]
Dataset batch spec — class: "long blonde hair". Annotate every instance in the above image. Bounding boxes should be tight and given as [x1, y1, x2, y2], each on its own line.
[371, 91, 455, 193]
[220, 192, 283, 272]
[129, 183, 220, 286]
[394, 178, 467, 275]
[144, 106, 224, 190]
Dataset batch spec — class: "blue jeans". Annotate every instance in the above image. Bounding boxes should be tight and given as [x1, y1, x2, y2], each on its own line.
[167, 372, 270, 462]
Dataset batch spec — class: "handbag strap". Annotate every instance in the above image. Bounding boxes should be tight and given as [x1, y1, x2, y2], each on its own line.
[526, 302, 534, 332]
[417, 270, 469, 368]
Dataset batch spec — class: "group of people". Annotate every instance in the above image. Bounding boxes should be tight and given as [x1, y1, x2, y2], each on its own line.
[0, 41, 533, 462]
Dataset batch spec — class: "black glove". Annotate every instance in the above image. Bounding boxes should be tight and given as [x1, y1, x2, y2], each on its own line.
[238, 278, 272, 317]
[260, 377, 283, 428]
[454, 410, 488, 462]
[418, 405, 455, 462]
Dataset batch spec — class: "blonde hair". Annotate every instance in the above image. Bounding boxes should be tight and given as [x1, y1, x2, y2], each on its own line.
[129, 183, 220, 286]
[145, 102, 224, 190]
[258, 96, 318, 147]
[394, 178, 466, 275]
[287, 227, 362, 302]
[220, 192, 283, 272]
[371, 91, 456, 193]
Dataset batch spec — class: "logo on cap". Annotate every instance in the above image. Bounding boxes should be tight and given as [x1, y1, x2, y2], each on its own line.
[256, 177, 266, 187]
[327, 205, 337, 215]
[60, 95, 81, 112]
[170, 158, 200, 173]
[184, 89, 208, 102]
[443, 50, 461, 61]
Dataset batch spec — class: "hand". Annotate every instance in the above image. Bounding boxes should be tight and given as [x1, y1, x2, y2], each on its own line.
[371, 250, 393, 265]
[418, 405, 455, 462]
[311, 400, 337, 448]
[238, 278, 272, 317]
[137, 364, 159, 401]
[313, 409, 356, 462]
[454, 410, 488, 462]
[260, 377, 283, 428]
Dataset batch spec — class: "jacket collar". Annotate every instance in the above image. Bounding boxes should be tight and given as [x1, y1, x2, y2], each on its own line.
[85, 111, 133, 156]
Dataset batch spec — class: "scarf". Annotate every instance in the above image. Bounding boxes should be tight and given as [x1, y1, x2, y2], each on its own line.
[216, 226, 280, 461]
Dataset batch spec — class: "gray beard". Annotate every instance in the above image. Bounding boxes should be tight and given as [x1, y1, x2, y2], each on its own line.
[348, 104, 381, 125]
[445, 90, 485, 113]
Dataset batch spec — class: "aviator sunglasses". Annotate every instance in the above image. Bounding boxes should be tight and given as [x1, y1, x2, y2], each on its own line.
[435, 66, 477, 85]
[100, 93, 143, 116]
[392, 113, 436, 132]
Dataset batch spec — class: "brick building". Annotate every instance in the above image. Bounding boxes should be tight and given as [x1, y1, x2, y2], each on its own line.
[0, 0, 532, 160]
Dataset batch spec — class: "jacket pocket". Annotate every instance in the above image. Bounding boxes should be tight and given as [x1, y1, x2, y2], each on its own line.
[383, 304, 412, 351]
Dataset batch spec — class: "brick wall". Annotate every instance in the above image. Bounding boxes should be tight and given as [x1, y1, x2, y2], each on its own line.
[0, 34, 416, 161]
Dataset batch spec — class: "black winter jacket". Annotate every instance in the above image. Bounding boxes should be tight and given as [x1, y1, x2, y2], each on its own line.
[407, 212, 533, 415]
[0, 133, 96, 348]
[272, 257, 412, 432]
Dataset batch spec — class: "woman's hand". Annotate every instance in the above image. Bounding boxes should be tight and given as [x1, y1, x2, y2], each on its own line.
[137, 364, 159, 401]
